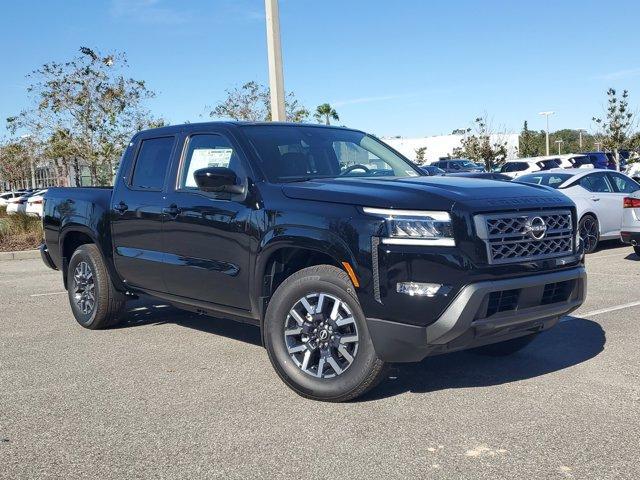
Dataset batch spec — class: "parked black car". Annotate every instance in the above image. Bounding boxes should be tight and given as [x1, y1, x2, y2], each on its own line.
[420, 165, 446, 176]
[40, 122, 586, 402]
[430, 158, 484, 173]
[447, 172, 512, 181]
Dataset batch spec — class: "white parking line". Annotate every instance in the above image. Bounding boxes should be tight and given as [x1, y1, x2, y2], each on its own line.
[29, 291, 66, 297]
[570, 300, 640, 319]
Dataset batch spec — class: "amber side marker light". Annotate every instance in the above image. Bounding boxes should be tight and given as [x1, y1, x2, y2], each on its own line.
[341, 261, 360, 288]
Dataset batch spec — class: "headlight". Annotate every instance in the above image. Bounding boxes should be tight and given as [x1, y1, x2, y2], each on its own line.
[363, 207, 455, 246]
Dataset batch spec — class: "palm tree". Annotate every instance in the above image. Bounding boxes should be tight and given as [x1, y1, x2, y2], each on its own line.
[314, 103, 339, 125]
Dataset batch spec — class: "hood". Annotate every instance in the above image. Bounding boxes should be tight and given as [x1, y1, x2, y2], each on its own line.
[281, 176, 574, 213]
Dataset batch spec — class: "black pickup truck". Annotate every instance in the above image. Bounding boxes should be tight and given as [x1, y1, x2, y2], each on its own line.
[41, 122, 586, 401]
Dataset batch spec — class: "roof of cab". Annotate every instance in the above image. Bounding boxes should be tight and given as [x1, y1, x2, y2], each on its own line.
[133, 121, 360, 137]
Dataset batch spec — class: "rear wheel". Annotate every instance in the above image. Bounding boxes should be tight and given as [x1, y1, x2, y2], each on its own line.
[579, 214, 599, 254]
[264, 265, 385, 402]
[67, 244, 125, 329]
[472, 333, 538, 356]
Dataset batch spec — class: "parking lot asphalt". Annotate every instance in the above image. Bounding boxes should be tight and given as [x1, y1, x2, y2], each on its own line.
[1, 243, 640, 479]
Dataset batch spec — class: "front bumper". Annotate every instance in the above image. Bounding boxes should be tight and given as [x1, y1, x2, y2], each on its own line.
[366, 266, 586, 362]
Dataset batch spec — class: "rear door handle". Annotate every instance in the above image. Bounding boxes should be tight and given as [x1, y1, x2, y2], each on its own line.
[114, 201, 128, 213]
[590, 197, 600, 202]
[162, 204, 181, 218]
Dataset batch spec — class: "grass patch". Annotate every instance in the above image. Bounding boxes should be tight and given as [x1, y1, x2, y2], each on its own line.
[0, 213, 43, 252]
[0, 205, 7, 219]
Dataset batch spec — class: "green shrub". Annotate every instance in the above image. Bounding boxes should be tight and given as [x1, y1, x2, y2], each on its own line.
[0, 213, 43, 251]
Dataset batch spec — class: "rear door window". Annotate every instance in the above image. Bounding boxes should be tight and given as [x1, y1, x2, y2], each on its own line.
[130, 136, 175, 190]
[608, 173, 640, 193]
[579, 173, 614, 193]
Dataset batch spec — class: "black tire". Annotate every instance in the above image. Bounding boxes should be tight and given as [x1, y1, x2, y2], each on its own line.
[472, 333, 538, 357]
[634, 245, 640, 257]
[67, 244, 125, 329]
[579, 214, 600, 254]
[264, 265, 385, 402]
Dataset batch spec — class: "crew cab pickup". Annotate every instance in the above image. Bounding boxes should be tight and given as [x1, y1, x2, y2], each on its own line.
[41, 122, 587, 402]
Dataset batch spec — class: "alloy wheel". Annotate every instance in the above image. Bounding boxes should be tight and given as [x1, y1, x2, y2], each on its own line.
[73, 261, 96, 315]
[579, 217, 598, 253]
[284, 293, 359, 379]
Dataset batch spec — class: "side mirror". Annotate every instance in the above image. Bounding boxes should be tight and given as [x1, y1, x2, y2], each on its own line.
[194, 167, 245, 194]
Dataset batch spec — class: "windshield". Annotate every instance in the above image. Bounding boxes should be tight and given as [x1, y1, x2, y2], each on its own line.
[501, 162, 528, 173]
[517, 173, 573, 188]
[241, 125, 421, 182]
[451, 159, 476, 168]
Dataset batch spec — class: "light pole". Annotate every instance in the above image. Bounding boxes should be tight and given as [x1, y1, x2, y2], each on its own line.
[264, 0, 286, 121]
[21, 134, 36, 189]
[538, 111, 554, 156]
[577, 129, 586, 150]
[555, 139, 564, 155]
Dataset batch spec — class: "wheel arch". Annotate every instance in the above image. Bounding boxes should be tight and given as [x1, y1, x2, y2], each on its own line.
[254, 226, 360, 337]
[59, 225, 118, 290]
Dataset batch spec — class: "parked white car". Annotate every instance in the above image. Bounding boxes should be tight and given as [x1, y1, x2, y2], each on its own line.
[499, 157, 562, 178]
[620, 190, 640, 257]
[5, 191, 39, 215]
[516, 169, 640, 253]
[626, 162, 640, 183]
[25, 189, 47, 217]
[1, 191, 27, 207]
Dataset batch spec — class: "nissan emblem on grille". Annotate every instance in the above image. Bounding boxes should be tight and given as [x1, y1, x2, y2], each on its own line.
[473, 210, 574, 265]
[524, 216, 547, 240]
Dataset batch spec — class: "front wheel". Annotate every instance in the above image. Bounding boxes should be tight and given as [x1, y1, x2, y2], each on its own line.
[634, 245, 640, 257]
[67, 244, 125, 329]
[264, 265, 385, 402]
[579, 214, 599, 254]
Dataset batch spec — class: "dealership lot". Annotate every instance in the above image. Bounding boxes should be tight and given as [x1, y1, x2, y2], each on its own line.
[1, 246, 639, 479]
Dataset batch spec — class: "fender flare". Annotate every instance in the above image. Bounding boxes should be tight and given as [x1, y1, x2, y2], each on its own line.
[59, 223, 122, 291]
[252, 225, 359, 316]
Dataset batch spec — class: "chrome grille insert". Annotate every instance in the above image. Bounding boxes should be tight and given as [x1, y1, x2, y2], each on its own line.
[475, 210, 574, 264]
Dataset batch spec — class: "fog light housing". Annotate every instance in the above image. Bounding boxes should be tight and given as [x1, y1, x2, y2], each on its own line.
[396, 282, 443, 297]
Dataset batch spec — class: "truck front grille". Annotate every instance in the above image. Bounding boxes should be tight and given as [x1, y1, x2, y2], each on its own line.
[474, 210, 574, 265]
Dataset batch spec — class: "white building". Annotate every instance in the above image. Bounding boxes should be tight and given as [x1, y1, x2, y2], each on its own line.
[382, 133, 520, 163]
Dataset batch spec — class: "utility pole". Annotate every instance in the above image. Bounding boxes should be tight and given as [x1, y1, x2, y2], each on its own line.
[555, 139, 564, 155]
[264, 0, 286, 121]
[538, 111, 554, 156]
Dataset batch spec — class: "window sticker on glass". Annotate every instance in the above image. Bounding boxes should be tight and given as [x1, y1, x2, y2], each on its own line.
[184, 148, 234, 187]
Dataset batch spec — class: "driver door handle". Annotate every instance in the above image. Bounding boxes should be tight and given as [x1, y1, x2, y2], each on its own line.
[590, 197, 600, 202]
[163, 204, 181, 218]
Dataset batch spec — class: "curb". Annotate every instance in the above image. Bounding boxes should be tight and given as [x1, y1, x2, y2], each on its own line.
[0, 249, 40, 262]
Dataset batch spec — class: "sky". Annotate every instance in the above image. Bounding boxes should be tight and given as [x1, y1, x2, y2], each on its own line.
[1, 0, 640, 138]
